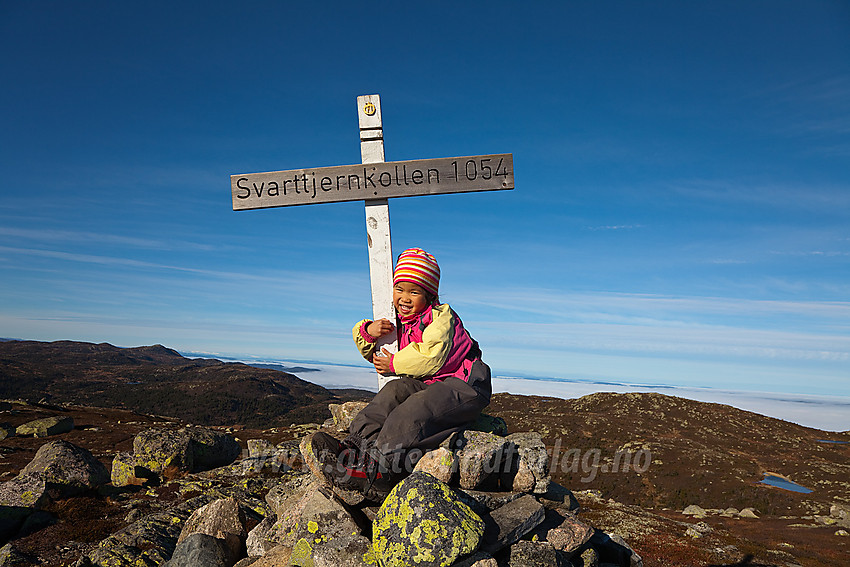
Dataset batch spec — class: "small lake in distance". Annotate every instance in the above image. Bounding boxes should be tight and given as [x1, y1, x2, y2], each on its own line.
[758, 473, 812, 494]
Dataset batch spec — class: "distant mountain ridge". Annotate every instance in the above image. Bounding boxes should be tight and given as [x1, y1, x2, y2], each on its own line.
[0, 340, 369, 427]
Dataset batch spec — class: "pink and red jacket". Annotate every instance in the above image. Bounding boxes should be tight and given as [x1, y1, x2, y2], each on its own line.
[352, 303, 481, 384]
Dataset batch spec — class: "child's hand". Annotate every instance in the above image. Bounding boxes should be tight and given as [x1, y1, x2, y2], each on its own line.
[372, 347, 394, 374]
[367, 318, 395, 338]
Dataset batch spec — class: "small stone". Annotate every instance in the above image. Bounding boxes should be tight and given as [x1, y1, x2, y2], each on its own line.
[177, 497, 247, 565]
[537, 481, 580, 512]
[831, 503, 850, 520]
[413, 447, 456, 484]
[506, 540, 560, 567]
[504, 432, 550, 494]
[163, 532, 230, 567]
[580, 547, 600, 567]
[328, 401, 369, 432]
[738, 507, 759, 518]
[686, 527, 703, 538]
[682, 504, 706, 517]
[480, 494, 546, 554]
[0, 472, 50, 508]
[312, 533, 375, 567]
[244, 545, 292, 567]
[0, 423, 16, 441]
[455, 430, 511, 490]
[542, 509, 594, 554]
[246, 515, 275, 557]
[835, 529, 849, 537]
[247, 439, 275, 458]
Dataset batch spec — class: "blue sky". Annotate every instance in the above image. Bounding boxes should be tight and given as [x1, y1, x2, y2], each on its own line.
[1, 1, 848, 399]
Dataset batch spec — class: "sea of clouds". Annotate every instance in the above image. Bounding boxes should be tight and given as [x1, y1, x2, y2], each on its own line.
[185, 354, 849, 433]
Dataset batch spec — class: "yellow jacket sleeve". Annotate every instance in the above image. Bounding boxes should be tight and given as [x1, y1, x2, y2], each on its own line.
[352, 319, 377, 361]
[391, 304, 455, 378]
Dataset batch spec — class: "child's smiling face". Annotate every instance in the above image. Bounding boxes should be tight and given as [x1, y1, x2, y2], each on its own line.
[393, 281, 429, 318]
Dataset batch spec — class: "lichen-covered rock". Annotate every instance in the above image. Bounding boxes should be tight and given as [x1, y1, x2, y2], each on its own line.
[329, 401, 370, 431]
[0, 543, 38, 566]
[682, 504, 706, 517]
[263, 483, 362, 565]
[455, 431, 510, 490]
[480, 494, 545, 554]
[133, 428, 194, 475]
[504, 432, 550, 494]
[132, 427, 241, 477]
[832, 503, 850, 521]
[413, 447, 456, 484]
[470, 413, 508, 436]
[185, 427, 242, 471]
[536, 482, 580, 512]
[19, 440, 109, 496]
[87, 494, 217, 567]
[247, 439, 275, 458]
[0, 473, 49, 509]
[111, 452, 157, 487]
[579, 546, 600, 567]
[454, 489, 525, 516]
[506, 540, 563, 566]
[528, 508, 594, 554]
[0, 423, 16, 441]
[298, 433, 327, 484]
[177, 497, 247, 564]
[244, 545, 292, 567]
[590, 532, 642, 567]
[312, 533, 376, 567]
[264, 471, 317, 518]
[163, 533, 230, 567]
[15, 416, 74, 437]
[373, 472, 484, 567]
[246, 515, 276, 557]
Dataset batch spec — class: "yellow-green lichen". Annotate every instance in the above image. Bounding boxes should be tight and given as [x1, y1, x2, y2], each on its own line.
[307, 520, 319, 533]
[373, 475, 483, 566]
[290, 538, 315, 567]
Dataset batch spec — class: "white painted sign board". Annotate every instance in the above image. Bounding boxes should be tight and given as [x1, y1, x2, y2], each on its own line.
[231, 95, 514, 390]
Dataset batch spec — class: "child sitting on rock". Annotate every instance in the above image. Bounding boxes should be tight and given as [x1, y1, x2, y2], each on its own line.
[308, 247, 492, 500]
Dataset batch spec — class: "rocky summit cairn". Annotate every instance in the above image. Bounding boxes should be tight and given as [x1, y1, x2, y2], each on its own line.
[0, 404, 647, 567]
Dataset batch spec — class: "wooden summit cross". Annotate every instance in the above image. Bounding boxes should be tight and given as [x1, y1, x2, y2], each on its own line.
[231, 94, 514, 390]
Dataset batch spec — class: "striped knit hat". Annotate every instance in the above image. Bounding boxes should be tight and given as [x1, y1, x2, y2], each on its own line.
[393, 248, 440, 297]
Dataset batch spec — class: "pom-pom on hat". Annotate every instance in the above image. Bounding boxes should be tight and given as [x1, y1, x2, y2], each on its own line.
[393, 248, 440, 297]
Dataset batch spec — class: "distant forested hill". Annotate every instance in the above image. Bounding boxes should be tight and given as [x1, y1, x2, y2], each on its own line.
[0, 340, 371, 427]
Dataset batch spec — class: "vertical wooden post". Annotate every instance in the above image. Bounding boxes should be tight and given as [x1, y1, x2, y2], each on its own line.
[358, 94, 398, 390]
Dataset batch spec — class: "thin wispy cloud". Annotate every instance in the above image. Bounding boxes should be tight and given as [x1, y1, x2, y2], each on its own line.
[459, 288, 850, 324]
[585, 224, 644, 231]
[0, 227, 221, 252]
[667, 179, 850, 213]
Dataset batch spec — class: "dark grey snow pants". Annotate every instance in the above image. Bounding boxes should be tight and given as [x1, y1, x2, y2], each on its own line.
[348, 359, 492, 470]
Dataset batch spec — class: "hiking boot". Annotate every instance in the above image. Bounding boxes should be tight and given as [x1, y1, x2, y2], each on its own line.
[329, 450, 402, 502]
[300, 431, 342, 480]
